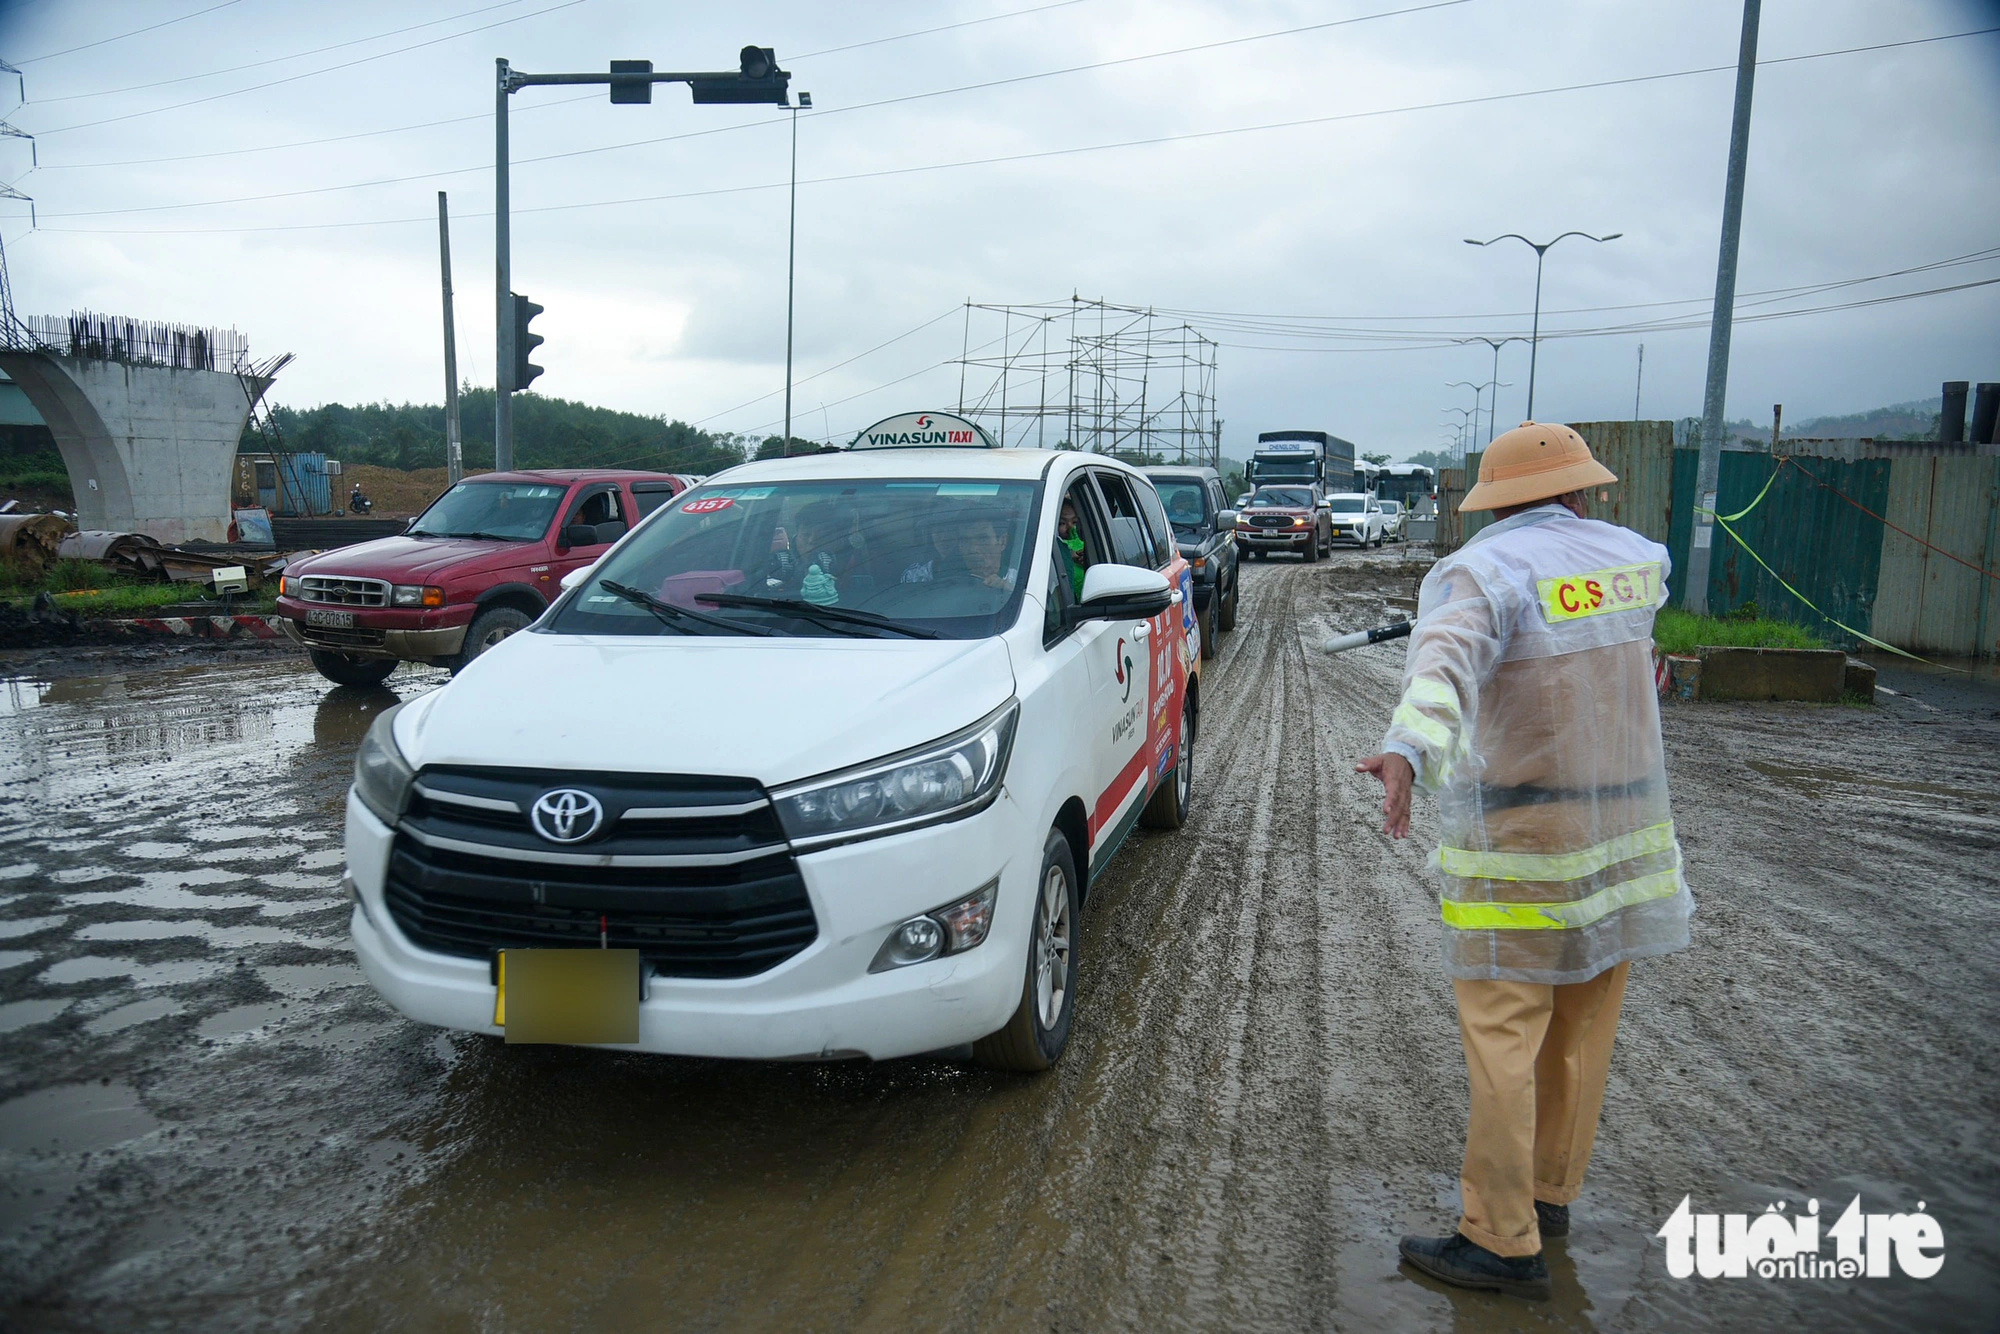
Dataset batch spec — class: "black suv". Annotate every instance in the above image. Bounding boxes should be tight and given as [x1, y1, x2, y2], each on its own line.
[1143, 466, 1241, 659]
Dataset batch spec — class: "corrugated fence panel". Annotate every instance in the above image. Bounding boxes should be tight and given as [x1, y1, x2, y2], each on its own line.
[1915, 455, 2000, 655]
[1871, 456, 1935, 649]
[1669, 450, 1892, 647]
[1572, 421, 1676, 543]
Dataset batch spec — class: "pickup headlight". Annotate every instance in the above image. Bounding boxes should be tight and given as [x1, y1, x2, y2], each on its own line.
[391, 584, 445, 608]
[773, 700, 1019, 850]
[353, 704, 415, 825]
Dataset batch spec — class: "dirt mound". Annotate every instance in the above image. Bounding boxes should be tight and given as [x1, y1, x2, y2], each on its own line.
[341, 465, 489, 518]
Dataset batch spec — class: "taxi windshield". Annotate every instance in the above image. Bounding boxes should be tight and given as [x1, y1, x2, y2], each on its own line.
[547, 477, 1039, 640]
[1249, 487, 1313, 509]
[409, 481, 566, 540]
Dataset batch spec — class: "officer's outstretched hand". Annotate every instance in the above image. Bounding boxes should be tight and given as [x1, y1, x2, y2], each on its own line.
[1355, 752, 1413, 839]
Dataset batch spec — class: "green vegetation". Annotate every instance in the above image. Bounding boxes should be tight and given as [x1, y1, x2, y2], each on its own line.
[0, 451, 71, 492]
[4, 560, 272, 616]
[1652, 607, 1824, 655]
[248, 389, 753, 475]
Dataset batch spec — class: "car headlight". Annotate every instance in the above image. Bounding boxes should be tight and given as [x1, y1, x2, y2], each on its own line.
[773, 700, 1019, 850]
[353, 704, 416, 825]
[391, 584, 445, 607]
[1292, 516, 1309, 528]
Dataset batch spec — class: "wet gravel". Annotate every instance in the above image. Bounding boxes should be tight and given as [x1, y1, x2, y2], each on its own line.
[0, 549, 1994, 1330]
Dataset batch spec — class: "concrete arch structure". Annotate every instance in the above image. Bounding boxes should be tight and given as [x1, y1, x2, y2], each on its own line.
[0, 351, 275, 544]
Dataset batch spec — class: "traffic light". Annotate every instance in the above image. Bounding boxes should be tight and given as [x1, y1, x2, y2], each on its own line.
[690, 46, 789, 104]
[609, 59, 651, 104]
[511, 292, 544, 392]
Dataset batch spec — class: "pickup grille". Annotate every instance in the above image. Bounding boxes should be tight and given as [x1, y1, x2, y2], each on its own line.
[299, 575, 389, 607]
[1249, 514, 1295, 528]
[383, 768, 815, 979]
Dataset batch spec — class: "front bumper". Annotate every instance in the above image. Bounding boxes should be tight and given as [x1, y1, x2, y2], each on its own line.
[1237, 528, 1312, 550]
[277, 609, 469, 661]
[345, 790, 1032, 1061]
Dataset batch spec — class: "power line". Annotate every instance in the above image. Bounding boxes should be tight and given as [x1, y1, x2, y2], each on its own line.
[33, 0, 1469, 212]
[33, 0, 1101, 170]
[33, 25, 1996, 231]
[8, 0, 244, 66]
[29, 0, 542, 104]
[28, 0, 588, 136]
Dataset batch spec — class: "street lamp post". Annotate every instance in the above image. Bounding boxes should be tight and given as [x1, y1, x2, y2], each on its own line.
[492, 48, 792, 470]
[1464, 232, 1621, 420]
[1456, 335, 1527, 445]
[1442, 406, 1477, 472]
[783, 91, 811, 454]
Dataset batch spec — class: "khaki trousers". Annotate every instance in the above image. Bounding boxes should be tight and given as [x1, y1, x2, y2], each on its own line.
[1452, 961, 1630, 1257]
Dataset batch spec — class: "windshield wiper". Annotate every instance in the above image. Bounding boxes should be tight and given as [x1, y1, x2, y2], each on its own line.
[695, 593, 941, 639]
[597, 580, 777, 637]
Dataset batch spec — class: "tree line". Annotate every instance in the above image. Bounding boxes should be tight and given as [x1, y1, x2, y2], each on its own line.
[245, 389, 773, 476]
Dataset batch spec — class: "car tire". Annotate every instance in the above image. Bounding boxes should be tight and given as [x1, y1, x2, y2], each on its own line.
[1198, 595, 1218, 660]
[1141, 695, 1195, 830]
[973, 829, 1079, 1073]
[307, 650, 397, 688]
[1218, 573, 1238, 632]
[1303, 533, 1319, 563]
[452, 605, 533, 674]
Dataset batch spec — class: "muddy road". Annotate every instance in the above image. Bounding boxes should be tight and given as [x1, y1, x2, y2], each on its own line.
[1, 550, 1994, 1330]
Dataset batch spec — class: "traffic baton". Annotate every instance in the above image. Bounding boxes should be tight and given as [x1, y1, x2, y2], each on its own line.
[1319, 620, 1412, 655]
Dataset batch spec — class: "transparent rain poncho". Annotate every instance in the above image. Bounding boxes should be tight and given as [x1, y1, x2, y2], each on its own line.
[1381, 505, 1694, 984]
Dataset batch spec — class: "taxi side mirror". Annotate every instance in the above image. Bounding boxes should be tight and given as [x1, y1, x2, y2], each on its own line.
[1070, 564, 1172, 623]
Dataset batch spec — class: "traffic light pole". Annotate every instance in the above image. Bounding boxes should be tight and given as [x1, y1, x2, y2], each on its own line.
[491, 49, 791, 471]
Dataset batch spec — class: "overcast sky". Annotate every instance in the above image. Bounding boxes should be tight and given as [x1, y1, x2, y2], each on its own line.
[2, 0, 1996, 462]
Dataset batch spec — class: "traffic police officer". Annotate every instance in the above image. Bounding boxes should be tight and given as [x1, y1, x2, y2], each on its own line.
[1357, 422, 1694, 1300]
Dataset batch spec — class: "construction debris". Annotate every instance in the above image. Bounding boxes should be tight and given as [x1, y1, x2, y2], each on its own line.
[56, 528, 289, 586]
[0, 512, 74, 580]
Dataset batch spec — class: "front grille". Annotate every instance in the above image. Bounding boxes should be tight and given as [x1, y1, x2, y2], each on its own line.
[383, 768, 816, 978]
[301, 625, 388, 649]
[300, 575, 389, 607]
[1250, 515, 1294, 529]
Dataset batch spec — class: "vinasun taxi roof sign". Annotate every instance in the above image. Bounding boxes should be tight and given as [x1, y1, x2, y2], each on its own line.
[849, 411, 1000, 450]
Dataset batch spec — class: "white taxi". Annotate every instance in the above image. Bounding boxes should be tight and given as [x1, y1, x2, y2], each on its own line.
[344, 412, 1202, 1071]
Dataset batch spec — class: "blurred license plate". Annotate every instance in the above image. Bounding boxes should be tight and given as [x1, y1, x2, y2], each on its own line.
[306, 608, 354, 628]
[495, 949, 640, 1045]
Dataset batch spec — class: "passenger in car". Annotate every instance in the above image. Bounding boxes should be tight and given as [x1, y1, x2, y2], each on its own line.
[762, 502, 849, 604]
[1057, 498, 1088, 599]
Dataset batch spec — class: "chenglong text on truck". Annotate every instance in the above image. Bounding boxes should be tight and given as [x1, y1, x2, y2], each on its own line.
[1249, 430, 1356, 493]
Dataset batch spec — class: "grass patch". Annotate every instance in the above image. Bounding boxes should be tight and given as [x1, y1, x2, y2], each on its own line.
[1653, 607, 1824, 655]
[3, 562, 273, 617]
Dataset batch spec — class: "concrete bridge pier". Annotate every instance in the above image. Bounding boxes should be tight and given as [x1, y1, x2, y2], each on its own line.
[0, 350, 275, 545]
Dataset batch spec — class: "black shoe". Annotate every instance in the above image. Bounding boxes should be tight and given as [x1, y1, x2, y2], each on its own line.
[1398, 1232, 1552, 1300]
[1535, 1200, 1570, 1238]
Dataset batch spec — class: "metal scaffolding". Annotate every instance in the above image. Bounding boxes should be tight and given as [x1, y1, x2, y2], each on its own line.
[951, 297, 1220, 466]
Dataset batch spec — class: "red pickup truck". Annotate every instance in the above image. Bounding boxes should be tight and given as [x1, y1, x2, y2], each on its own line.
[276, 469, 694, 686]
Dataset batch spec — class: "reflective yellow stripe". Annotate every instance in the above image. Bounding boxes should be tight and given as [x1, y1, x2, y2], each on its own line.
[1439, 822, 1677, 882]
[1406, 676, 1462, 717]
[1391, 701, 1453, 751]
[1441, 868, 1683, 931]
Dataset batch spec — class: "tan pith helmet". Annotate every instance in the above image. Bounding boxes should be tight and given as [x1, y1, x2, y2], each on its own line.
[1459, 421, 1618, 512]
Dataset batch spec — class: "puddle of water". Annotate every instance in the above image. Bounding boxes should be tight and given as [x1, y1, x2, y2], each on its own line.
[188, 825, 267, 843]
[0, 678, 49, 716]
[196, 845, 297, 865]
[258, 963, 363, 998]
[263, 872, 338, 891]
[84, 997, 184, 1035]
[198, 1002, 289, 1039]
[1746, 758, 1990, 803]
[121, 842, 192, 860]
[0, 1081, 159, 1156]
[0, 997, 70, 1033]
[65, 886, 265, 913]
[0, 862, 39, 880]
[38, 956, 230, 987]
[75, 919, 305, 948]
[259, 897, 342, 918]
[0, 914, 65, 939]
[0, 949, 39, 970]
[297, 849, 345, 871]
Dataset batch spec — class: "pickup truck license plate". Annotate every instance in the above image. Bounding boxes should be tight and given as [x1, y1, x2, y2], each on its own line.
[494, 949, 640, 1044]
[306, 608, 355, 629]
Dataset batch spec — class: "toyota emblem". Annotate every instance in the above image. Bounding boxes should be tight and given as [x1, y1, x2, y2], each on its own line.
[530, 788, 605, 843]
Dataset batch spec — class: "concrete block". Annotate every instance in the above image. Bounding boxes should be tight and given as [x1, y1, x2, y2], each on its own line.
[1695, 646, 1847, 702]
[1667, 654, 1702, 701]
[1843, 657, 1878, 702]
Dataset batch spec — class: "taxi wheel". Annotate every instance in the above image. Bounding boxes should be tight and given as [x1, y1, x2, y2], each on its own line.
[974, 830, 1078, 1072]
[1140, 696, 1195, 831]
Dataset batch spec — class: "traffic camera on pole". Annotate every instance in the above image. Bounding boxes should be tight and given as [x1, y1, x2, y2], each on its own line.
[511, 293, 544, 392]
[691, 47, 790, 104]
